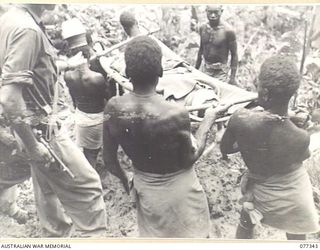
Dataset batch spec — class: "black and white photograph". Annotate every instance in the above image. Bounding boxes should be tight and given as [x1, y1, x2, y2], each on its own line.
[0, 2, 319, 241]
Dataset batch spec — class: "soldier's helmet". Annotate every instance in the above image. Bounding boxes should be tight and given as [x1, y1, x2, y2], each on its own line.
[61, 18, 87, 49]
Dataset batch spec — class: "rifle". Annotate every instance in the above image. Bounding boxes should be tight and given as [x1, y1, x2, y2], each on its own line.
[34, 130, 75, 179]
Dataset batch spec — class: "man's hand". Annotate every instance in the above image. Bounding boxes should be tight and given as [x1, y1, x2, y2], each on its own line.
[215, 102, 233, 115]
[28, 142, 54, 168]
[205, 102, 233, 118]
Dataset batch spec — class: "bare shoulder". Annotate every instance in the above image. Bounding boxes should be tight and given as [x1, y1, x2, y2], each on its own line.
[221, 22, 236, 40]
[105, 96, 121, 112]
[288, 119, 310, 145]
[63, 70, 75, 82]
[105, 93, 134, 111]
[199, 23, 208, 34]
[87, 70, 107, 88]
[104, 96, 124, 126]
[160, 102, 190, 130]
[164, 101, 189, 117]
[228, 108, 248, 126]
[228, 108, 270, 132]
[199, 23, 207, 31]
[221, 22, 235, 32]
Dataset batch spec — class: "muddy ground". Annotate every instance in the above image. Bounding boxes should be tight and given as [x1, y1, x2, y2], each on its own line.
[0, 4, 319, 241]
[1, 128, 319, 240]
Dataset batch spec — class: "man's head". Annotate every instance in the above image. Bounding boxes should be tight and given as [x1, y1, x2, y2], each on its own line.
[206, 5, 223, 26]
[125, 36, 163, 87]
[120, 11, 138, 36]
[61, 18, 91, 58]
[23, 4, 56, 15]
[258, 55, 301, 107]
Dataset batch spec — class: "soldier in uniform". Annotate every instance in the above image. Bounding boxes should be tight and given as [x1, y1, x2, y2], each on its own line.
[0, 4, 106, 237]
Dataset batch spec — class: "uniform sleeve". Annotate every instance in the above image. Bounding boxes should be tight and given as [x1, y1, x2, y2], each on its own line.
[2, 28, 41, 74]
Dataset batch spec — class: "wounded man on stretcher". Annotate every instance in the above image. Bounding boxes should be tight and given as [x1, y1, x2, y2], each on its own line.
[93, 12, 257, 120]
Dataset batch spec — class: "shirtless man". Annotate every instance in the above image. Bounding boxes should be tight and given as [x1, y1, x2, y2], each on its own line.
[220, 55, 320, 240]
[195, 5, 238, 85]
[62, 18, 112, 168]
[118, 11, 219, 117]
[103, 35, 229, 237]
[120, 11, 141, 38]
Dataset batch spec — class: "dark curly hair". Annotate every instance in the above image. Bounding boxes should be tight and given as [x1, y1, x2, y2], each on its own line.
[120, 11, 136, 30]
[259, 55, 301, 99]
[125, 36, 163, 85]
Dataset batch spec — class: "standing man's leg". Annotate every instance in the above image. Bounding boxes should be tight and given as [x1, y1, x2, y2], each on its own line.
[45, 129, 106, 236]
[31, 168, 73, 237]
[0, 185, 28, 224]
[83, 148, 100, 169]
[75, 122, 103, 169]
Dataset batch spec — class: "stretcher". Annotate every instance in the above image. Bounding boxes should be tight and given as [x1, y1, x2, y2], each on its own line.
[96, 34, 258, 122]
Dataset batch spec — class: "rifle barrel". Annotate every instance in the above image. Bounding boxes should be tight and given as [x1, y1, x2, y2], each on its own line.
[38, 137, 75, 179]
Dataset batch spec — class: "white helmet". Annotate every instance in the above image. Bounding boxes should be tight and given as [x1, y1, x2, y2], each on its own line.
[61, 18, 87, 49]
[61, 18, 86, 39]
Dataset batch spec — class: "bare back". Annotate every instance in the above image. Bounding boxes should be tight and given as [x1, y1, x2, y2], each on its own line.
[64, 67, 107, 113]
[225, 108, 310, 176]
[105, 93, 195, 174]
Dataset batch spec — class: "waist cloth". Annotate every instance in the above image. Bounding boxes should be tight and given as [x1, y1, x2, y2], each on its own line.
[133, 167, 210, 238]
[74, 109, 103, 149]
[202, 60, 229, 81]
[241, 165, 320, 234]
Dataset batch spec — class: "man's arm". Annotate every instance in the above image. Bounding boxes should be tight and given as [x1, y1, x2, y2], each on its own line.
[220, 114, 239, 155]
[227, 30, 238, 85]
[195, 27, 204, 69]
[195, 104, 232, 156]
[1, 85, 38, 150]
[103, 100, 129, 194]
[179, 104, 231, 167]
[0, 28, 51, 163]
[63, 71, 77, 109]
